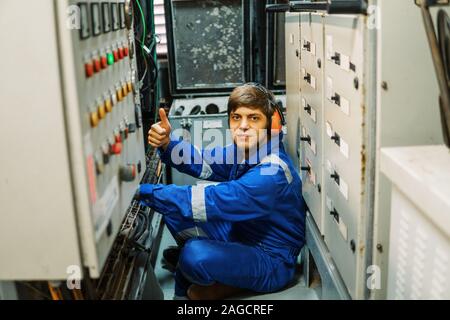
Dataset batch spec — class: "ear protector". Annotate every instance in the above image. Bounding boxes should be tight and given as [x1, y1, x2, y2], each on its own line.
[243, 82, 286, 132]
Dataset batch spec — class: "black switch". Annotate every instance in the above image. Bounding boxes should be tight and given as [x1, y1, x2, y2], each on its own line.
[331, 133, 341, 146]
[331, 93, 341, 106]
[304, 104, 312, 114]
[128, 123, 137, 133]
[331, 171, 340, 185]
[304, 73, 311, 83]
[330, 208, 340, 223]
[303, 41, 311, 51]
[300, 135, 312, 145]
[301, 166, 311, 173]
[331, 52, 341, 65]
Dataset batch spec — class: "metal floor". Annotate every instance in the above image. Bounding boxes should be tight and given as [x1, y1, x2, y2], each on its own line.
[154, 225, 320, 300]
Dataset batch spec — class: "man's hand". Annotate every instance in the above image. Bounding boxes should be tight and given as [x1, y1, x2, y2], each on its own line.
[148, 108, 172, 151]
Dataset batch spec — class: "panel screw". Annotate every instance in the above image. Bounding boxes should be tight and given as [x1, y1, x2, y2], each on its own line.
[317, 59, 322, 69]
[350, 240, 356, 253]
[317, 184, 321, 193]
[381, 81, 388, 91]
[376, 244, 383, 253]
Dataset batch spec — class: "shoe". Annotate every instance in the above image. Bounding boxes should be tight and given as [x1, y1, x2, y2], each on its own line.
[161, 246, 181, 273]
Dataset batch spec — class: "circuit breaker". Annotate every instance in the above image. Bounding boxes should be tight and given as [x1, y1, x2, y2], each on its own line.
[284, 12, 301, 170]
[285, 0, 445, 299]
[0, 0, 146, 280]
[299, 13, 325, 234]
[322, 14, 366, 298]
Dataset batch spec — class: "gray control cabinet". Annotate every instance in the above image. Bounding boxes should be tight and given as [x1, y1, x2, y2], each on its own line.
[0, 0, 146, 280]
[285, 0, 446, 299]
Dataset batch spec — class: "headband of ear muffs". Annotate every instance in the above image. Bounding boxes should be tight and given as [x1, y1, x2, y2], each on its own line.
[242, 83, 286, 132]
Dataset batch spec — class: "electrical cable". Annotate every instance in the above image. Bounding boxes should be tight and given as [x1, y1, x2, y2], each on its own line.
[135, 0, 147, 56]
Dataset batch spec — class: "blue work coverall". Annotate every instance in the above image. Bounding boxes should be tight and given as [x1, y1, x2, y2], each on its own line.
[139, 133, 306, 297]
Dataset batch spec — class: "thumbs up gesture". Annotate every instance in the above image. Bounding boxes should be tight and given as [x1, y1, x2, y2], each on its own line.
[148, 108, 172, 151]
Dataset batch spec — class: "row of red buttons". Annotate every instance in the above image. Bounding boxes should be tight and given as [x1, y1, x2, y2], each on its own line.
[85, 46, 130, 78]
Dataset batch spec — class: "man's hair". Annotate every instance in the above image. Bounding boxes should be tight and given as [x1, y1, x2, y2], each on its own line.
[227, 84, 276, 128]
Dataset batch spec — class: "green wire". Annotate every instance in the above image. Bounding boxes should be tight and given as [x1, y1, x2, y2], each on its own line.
[135, 0, 147, 56]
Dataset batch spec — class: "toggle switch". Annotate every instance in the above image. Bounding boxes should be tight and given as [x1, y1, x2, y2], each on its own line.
[101, 55, 108, 69]
[128, 123, 137, 133]
[85, 62, 94, 78]
[98, 103, 106, 119]
[115, 132, 122, 144]
[111, 142, 122, 155]
[304, 73, 311, 83]
[330, 208, 340, 223]
[111, 90, 118, 106]
[105, 98, 112, 113]
[93, 58, 101, 73]
[331, 52, 341, 65]
[301, 166, 311, 173]
[107, 52, 114, 65]
[90, 111, 99, 128]
[331, 132, 341, 146]
[331, 171, 340, 185]
[117, 88, 124, 101]
[120, 164, 136, 182]
[303, 41, 311, 51]
[300, 135, 311, 145]
[102, 143, 110, 164]
[331, 93, 341, 106]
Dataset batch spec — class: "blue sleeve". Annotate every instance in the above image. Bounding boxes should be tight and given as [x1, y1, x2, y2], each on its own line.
[139, 163, 286, 222]
[158, 136, 234, 182]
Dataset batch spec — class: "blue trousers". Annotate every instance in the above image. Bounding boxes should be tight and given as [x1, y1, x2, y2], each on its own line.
[163, 213, 297, 297]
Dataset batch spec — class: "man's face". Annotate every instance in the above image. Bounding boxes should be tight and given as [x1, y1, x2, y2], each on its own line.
[229, 106, 268, 153]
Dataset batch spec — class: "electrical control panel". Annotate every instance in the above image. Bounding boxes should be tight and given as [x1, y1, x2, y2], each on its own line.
[0, 0, 146, 280]
[67, 0, 146, 277]
[284, 0, 446, 299]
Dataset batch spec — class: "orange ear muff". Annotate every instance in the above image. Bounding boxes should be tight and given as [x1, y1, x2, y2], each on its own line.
[271, 110, 283, 131]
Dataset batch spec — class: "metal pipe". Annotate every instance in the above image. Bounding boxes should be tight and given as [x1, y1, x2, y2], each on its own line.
[419, 2, 450, 146]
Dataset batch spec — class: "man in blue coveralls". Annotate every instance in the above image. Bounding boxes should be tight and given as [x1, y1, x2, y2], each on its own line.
[137, 83, 306, 300]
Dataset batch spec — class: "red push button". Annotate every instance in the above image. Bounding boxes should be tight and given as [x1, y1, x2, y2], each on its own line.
[115, 134, 122, 144]
[113, 50, 119, 62]
[85, 63, 94, 78]
[101, 56, 108, 69]
[94, 58, 101, 73]
[118, 47, 124, 60]
[124, 47, 129, 57]
[111, 142, 122, 155]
